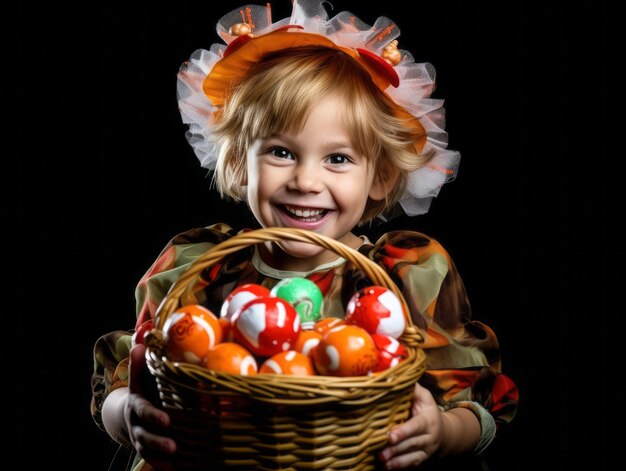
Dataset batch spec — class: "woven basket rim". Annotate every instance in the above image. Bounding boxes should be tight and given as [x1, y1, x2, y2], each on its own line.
[154, 227, 414, 328]
[145, 226, 425, 402]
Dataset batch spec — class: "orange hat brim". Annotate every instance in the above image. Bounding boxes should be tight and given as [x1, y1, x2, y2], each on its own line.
[202, 29, 395, 107]
[202, 28, 425, 153]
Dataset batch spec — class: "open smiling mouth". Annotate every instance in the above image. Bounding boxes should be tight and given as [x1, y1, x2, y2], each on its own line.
[281, 205, 329, 222]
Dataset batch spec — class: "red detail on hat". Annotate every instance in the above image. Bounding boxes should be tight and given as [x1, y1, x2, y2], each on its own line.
[356, 48, 400, 88]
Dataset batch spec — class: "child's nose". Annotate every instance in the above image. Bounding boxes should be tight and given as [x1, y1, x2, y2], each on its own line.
[288, 163, 325, 193]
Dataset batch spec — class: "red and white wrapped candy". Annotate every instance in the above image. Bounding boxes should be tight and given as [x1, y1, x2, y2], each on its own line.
[345, 286, 405, 339]
[232, 295, 301, 357]
[220, 283, 271, 322]
[371, 333, 409, 372]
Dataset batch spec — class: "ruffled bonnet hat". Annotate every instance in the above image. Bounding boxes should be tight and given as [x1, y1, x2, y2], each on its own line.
[177, 0, 460, 218]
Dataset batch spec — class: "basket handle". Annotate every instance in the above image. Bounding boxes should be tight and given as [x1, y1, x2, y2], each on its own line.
[154, 227, 422, 345]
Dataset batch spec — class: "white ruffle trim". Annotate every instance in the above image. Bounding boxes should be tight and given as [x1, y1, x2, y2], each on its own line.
[177, 0, 460, 216]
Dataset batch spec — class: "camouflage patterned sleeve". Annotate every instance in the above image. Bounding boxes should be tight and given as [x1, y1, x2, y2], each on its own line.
[369, 230, 519, 452]
[90, 223, 237, 430]
[90, 330, 132, 430]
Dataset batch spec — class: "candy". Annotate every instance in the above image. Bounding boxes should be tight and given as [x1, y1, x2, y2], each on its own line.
[205, 342, 258, 375]
[220, 283, 271, 323]
[163, 304, 223, 364]
[371, 333, 409, 372]
[313, 317, 345, 336]
[270, 277, 323, 330]
[232, 295, 301, 357]
[259, 350, 316, 375]
[313, 324, 378, 377]
[294, 329, 322, 357]
[132, 319, 154, 347]
[345, 286, 405, 339]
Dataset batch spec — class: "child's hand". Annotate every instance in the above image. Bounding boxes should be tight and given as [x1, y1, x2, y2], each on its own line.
[125, 344, 178, 470]
[378, 383, 444, 469]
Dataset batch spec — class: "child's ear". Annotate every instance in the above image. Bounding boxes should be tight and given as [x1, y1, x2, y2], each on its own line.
[368, 167, 400, 201]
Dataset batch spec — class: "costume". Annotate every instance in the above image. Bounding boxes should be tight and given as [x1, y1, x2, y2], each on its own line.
[91, 1, 518, 468]
[91, 223, 519, 470]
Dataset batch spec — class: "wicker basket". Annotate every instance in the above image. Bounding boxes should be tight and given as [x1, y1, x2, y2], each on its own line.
[145, 227, 426, 470]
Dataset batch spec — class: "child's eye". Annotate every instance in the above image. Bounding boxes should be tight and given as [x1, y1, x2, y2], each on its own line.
[328, 154, 351, 165]
[269, 147, 293, 159]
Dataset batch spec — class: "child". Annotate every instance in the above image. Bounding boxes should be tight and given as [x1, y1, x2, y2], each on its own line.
[91, 1, 519, 469]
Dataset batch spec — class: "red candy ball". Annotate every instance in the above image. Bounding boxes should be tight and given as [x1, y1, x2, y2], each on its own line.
[345, 286, 405, 339]
[371, 333, 409, 372]
[132, 319, 154, 347]
[232, 295, 301, 357]
[220, 283, 271, 323]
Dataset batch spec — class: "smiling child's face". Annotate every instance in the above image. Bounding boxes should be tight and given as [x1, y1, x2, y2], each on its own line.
[245, 97, 385, 271]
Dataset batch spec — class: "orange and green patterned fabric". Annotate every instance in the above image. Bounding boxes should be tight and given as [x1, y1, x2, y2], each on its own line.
[91, 223, 518, 470]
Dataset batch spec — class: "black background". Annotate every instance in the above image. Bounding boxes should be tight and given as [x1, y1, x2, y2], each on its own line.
[12, 0, 624, 469]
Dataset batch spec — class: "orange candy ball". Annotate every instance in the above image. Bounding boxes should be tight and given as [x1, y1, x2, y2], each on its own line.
[313, 317, 344, 336]
[163, 304, 223, 364]
[259, 350, 316, 376]
[313, 324, 378, 377]
[294, 329, 322, 357]
[205, 342, 258, 375]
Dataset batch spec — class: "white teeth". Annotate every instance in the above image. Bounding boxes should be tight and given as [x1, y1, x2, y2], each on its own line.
[284, 206, 324, 218]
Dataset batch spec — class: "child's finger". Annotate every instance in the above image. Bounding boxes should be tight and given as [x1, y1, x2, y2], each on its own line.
[387, 413, 426, 445]
[380, 448, 430, 470]
[412, 382, 438, 408]
[129, 343, 147, 394]
[127, 392, 170, 427]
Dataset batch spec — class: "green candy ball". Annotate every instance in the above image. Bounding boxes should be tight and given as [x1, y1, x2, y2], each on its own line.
[271, 277, 323, 329]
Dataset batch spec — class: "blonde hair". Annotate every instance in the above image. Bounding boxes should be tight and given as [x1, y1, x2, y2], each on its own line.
[211, 45, 432, 223]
